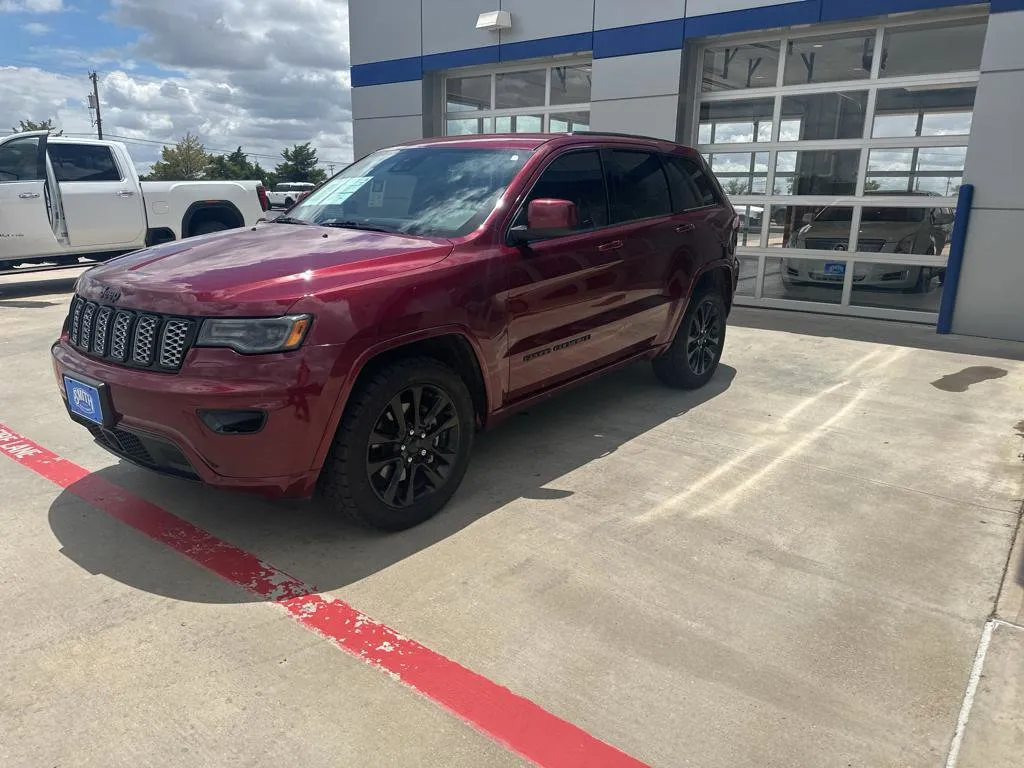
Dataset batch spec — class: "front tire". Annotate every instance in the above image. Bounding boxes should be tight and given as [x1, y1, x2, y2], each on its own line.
[653, 289, 727, 390]
[320, 358, 475, 531]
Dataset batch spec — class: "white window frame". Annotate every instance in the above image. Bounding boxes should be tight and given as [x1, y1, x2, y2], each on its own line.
[442, 56, 592, 135]
[692, 6, 986, 323]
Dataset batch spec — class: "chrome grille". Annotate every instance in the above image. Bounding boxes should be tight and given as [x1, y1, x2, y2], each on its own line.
[92, 306, 112, 356]
[65, 294, 196, 373]
[159, 320, 193, 369]
[110, 311, 133, 362]
[132, 315, 159, 365]
[80, 302, 96, 350]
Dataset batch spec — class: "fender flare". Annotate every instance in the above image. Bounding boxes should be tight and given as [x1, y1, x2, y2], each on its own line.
[308, 326, 494, 473]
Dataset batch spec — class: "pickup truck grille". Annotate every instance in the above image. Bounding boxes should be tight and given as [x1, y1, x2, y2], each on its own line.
[67, 295, 197, 372]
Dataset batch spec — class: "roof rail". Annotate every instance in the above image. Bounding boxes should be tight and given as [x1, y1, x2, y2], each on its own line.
[566, 130, 665, 141]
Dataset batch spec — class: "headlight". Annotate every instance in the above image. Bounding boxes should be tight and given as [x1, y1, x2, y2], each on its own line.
[196, 315, 312, 354]
[896, 234, 916, 253]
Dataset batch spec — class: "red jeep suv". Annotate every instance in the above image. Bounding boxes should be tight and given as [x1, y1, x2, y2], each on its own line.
[53, 133, 738, 530]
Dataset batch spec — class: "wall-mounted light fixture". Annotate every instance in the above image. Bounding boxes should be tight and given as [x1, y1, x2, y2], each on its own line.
[476, 10, 512, 32]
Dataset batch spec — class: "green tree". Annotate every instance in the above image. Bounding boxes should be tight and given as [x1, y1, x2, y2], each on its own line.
[206, 147, 272, 184]
[12, 118, 62, 135]
[145, 132, 210, 181]
[274, 142, 327, 185]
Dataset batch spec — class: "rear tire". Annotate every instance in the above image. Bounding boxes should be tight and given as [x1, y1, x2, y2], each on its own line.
[653, 289, 727, 390]
[319, 357, 475, 531]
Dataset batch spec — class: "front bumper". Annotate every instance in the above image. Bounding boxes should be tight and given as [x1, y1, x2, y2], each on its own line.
[780, 259, 923, 290]
[52, 340, 345, 497]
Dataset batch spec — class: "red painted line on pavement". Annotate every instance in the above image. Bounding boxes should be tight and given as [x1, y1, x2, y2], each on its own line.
[0, 423, 649, 768]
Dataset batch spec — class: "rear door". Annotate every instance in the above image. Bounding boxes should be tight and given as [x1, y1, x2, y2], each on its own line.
[599, 148, 680, 349]
[662, 153, 734, 325]
[0, 132, 63, 261]
[48, 142, 145, 250]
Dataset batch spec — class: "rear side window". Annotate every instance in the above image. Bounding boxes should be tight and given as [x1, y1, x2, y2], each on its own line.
[49, 143, 121, 182]
[604, 150, 671, 223]
[517, 150, 608, 231]
[664, 155, 720, 212]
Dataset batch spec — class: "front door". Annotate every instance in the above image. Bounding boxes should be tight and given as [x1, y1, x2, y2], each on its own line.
[0, 132, 63, 262]
[48, 141, 145, 250]
[506, 148, 636, 398]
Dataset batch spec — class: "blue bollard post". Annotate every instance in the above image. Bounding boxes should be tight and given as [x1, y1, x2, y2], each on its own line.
[936, 183, 974, 335]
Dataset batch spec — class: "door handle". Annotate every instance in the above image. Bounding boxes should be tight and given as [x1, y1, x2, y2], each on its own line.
[116, 190, 136, 198]
[18, 192, 40, 199]
[597, 240, 624, 252]
[675, 223, 696, 234]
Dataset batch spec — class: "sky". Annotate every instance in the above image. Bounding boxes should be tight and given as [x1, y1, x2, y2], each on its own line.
[0, 0, 352, 175]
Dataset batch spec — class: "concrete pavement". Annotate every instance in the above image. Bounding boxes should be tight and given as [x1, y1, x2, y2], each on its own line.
[1, 273, 1022, 767]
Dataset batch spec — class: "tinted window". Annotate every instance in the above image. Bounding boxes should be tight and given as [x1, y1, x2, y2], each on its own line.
[517, 150, 608, 231]
[0, 135, 44, 182]
[664, 155, 720, 212]
[49, 143, 121, 182]
[604, 150, 671, 223]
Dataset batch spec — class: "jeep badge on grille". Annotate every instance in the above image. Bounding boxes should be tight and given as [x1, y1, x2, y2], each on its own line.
[99, 286, 121, 303]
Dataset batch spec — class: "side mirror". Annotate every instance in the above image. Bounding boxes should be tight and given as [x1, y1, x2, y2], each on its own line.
[801, 213, 814, 225]
[934, 210, 954, 225]
[509, 199, 578, 244]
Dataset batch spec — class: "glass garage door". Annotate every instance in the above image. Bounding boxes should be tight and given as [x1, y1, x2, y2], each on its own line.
[694, 10, 987, 321]
[444, 60, 592, 136]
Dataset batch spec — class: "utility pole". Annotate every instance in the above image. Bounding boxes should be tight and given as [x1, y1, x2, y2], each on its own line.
[88, 72, 103, 140]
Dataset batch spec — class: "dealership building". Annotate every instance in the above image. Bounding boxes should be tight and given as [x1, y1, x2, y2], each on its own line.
[350, 1, 1024, 341]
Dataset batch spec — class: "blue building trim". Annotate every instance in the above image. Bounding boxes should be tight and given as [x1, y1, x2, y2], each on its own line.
[422, 46, 499, 72]
[353, 0, 1015, 87]
[685, 1, 821, 40]
[499, 31, 593, 61]
[352, 56, 422, 87]
[594, 18, 686, 59]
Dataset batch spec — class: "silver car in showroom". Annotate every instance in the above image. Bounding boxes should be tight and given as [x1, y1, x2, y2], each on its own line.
[781, 193, 954, 293]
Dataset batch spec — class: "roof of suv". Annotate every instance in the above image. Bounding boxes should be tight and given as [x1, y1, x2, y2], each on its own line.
[398, 132, 690, 154]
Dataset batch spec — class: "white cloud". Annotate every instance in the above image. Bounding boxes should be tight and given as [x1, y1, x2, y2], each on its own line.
[0, 0, 64, 11]
[21, 21, 51, 34]
[2, 0, 354, 175]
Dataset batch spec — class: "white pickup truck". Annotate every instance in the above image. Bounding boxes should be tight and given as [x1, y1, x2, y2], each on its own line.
[0, 131, 269, 267]
[266, 181, 315, 209]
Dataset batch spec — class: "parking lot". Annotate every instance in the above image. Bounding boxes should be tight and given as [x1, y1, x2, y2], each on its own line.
[2, 266, 1023, 767]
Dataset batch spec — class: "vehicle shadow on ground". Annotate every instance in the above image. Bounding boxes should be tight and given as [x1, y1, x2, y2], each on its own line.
[731, 306, 1024, 361]
[47, 362, 736, 604]
[0, 276, 81, 302]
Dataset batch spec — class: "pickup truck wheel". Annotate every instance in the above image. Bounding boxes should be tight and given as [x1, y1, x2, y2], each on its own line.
[192, 221, 230, 236]
[320, 358, 475, 531]
[653, 290, 727, 390]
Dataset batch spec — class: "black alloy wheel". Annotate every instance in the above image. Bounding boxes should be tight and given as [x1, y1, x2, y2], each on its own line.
[366, 384, 461, 509]
[686, 299, 723, 376]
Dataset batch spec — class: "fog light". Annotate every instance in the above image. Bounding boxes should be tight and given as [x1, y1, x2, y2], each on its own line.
[198, 409, 266, 435]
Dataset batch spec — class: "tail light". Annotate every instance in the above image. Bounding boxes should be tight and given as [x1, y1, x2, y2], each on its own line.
[256, 185, 269, 212]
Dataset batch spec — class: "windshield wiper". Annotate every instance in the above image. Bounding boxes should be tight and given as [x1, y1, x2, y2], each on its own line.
[272, 216, 310, 225]
[318, 220, 398, 234]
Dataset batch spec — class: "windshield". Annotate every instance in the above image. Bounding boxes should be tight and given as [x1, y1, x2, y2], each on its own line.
[287, 146, 532, 238]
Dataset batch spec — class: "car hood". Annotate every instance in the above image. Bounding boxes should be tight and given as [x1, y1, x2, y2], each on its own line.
[76, 223, 455, 316]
